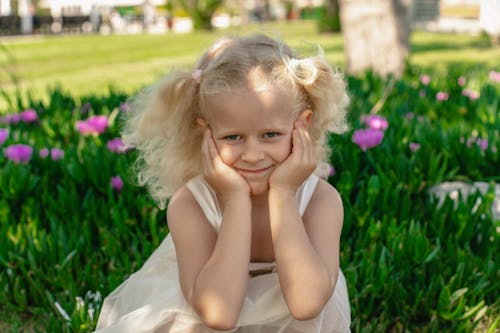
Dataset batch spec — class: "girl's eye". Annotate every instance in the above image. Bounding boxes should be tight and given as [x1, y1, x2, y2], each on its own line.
[264, 132, 279, 138]
[224, 135, 240, 141]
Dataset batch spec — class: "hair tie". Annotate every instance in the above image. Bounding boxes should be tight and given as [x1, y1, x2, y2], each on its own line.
[192, 69, 202, 83]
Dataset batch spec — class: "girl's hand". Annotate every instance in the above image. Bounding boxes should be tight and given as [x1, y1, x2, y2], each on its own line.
[201, 128, 250, 205]
[269, 121, 317, 194]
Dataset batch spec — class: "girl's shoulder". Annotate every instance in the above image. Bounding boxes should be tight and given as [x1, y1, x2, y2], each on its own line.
[167, 184, 217, 242]
[168, 184, 197, 212]
[167, 185, 203, 227]
[314, 178, 342, 202]
[304, 178, 343, 219]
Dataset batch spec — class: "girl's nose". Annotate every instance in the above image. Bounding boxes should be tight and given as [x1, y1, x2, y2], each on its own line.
[241, 141, 265, 163]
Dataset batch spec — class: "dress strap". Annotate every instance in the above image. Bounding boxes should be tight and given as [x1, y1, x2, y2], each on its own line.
[295, 174, 319, 216]
[186, 176, 222, 232]
[186, 174, 320, 233]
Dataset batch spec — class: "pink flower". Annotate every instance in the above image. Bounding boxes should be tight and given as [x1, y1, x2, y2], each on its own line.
[352, 129, 384, 151]
[51, 148, 65, 160]
[419, 90, 426, 97]
[406, 112, 414, 120]
[362, 114, 388, 131]
[106, 138, 127, 153]
[76, 115, 108, 135]
[39, 147, 49, 158]
[111, 175, 124, 192]
[489, 71, 500, 83]
[462, 89, 480, 100]
[21, 109, 38, 123]
[0, 128, 8, 145]
[409, 142, 421, 151]
[420, 74, 430, 85]
[4, 144, 33, 163]
[458, 76, 466, 86]
[436, 92, 449, 101]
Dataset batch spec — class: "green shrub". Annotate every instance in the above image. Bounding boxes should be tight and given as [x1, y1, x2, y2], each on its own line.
[0, 65, 498, 332]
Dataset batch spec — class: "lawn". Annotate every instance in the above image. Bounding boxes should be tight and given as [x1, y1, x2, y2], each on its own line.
[0, 20, 499, 332]
[1, 20, 499, 109]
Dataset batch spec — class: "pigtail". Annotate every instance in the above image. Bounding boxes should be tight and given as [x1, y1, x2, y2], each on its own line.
[121, 70, 203, 209]
[284, 53, 350, 163]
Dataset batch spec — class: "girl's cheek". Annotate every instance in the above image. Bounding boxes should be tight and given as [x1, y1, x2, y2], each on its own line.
[217, 144, 237, 165]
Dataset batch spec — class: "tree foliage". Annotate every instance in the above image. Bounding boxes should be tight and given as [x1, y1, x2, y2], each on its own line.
[176, 0, 223, 30]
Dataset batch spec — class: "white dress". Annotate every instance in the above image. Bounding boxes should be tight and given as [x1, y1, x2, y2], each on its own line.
[95, 174, 351, 333]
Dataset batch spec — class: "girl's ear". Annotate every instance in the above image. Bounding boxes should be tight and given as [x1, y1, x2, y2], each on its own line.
[297, 109, 313, 128]
[196, 117, 208, 128]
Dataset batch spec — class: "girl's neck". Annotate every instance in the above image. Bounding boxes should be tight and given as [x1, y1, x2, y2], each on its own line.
[251, 192, 269, 207]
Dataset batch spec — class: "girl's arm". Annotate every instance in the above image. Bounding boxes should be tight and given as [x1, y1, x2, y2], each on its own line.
[168, 188, 251, 331]
[168, 128, 252, 331]
[268, 120, 343, 320]
[268, 181, 343, 320]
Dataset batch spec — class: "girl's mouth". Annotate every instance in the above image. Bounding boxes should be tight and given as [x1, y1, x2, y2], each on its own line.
[236, 166, 272, 175]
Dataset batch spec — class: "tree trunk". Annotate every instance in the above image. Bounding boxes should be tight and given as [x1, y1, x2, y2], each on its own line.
[339, 0, 412, 77]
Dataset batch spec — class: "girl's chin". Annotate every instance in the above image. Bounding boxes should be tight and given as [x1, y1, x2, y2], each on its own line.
[248, 180, 270, 196]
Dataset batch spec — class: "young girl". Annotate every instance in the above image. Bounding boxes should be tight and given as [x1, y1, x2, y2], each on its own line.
[95, 34, 351, 333]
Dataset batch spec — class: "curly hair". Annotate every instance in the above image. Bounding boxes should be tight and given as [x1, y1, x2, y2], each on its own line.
[121, 34, 349, 208]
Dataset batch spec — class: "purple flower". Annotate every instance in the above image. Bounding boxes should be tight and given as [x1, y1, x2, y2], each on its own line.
[80, 102, 92, 115]
[406, 112, 414, 120]
[4, 144, 33, 163]
[0, 128, 8, 145]
[21, 109, 38, 123]
[476, 138, 488, 151]
[420, 74, 430, 85]
[419, 90, 426, 97]
[39, 147, 49, 158]
[458, 76, 466, 86]
[466, 137, 475, 147]
[3, 114, 21, 124]
[409, 142, 421, 151]
[489, 70, 500, 83]
[436, 92, 449, 101]
[111, 175, 124, 192]
[51, 148, 65, 160]
[76, 115, 108, 135]
[119, 102, 131, 112]
[362, 114, 388, 131]
[352, 129, 384, 152]
[107, 138, 127, 153]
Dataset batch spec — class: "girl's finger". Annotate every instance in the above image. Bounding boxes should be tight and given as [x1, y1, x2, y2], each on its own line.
[201, 130, 211, 175]
[205, 129, 220, 166]
[303, 128, 314, 163]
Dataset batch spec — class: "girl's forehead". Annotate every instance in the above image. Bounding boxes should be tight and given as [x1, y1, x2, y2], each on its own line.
[204, 86, 295, 129]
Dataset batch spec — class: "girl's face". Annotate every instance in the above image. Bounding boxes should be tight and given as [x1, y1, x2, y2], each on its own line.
[204, 80, 300, 196]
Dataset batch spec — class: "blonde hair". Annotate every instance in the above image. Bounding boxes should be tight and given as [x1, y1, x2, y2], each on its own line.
[122, 34, 349, 208]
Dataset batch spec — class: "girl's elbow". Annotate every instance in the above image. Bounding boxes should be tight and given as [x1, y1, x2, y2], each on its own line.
[194, 301, 239, 331]
[199, 311, 238, 331]
[288, 285, 334, 321]
[289, 298, 327, 321]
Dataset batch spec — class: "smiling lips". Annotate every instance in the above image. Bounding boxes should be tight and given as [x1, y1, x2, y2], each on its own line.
[236, 166, 272, 175]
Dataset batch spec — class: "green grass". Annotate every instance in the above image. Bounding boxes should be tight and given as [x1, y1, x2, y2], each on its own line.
[1, 20, 498, 110]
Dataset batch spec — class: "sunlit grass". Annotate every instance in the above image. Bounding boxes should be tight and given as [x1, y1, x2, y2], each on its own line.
[1, 20, 498, 111]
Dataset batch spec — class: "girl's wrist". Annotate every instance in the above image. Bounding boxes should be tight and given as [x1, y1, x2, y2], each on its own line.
[268, 185, 297, 200]
[219, 191, 251, 210]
